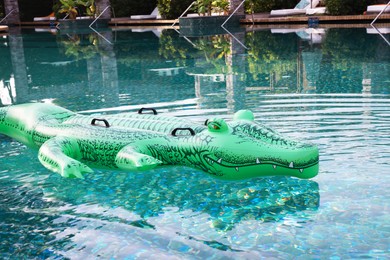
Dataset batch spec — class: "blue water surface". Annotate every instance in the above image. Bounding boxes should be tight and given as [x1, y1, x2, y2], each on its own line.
[0, 25, 389, 259]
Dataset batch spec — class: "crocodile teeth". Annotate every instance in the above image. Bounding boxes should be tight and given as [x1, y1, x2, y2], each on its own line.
[217, 158, 222, 164]
[299, 169, 304, 173]
[289, 162, 294, 168]
[256, 158, 261, 164]
[235, 167, 239, 172]
[273, 165, 277, 169]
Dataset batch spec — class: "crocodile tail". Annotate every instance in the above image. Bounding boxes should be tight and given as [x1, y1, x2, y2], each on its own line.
[0, 103, 75, 146]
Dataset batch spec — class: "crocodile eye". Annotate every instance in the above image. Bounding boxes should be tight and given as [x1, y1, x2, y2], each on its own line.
[207, 119, 228, 133]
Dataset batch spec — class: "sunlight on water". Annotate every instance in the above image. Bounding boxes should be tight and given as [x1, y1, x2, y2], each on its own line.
[0, 26, 389, 259]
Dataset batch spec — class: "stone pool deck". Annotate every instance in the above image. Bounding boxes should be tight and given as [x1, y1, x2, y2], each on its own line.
[15, 13, 390, 28]
[241, 13, 390, 24]
[108, 13, 390, 26]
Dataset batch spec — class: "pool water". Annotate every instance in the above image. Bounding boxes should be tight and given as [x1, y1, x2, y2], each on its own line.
[0, 26, 389, 259]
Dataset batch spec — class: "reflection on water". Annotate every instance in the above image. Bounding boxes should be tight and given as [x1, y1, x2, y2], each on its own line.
[1, 26, 389, 109]
[0, 26, 389, 258]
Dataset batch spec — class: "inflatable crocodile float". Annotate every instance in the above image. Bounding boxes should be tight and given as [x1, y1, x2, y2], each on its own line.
[0, 103, 319, 180]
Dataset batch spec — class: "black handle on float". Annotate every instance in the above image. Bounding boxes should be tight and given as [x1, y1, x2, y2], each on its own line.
[91, 118, 110, 128]
[171, 127, 196, 136]
[138, 107, 158, 115]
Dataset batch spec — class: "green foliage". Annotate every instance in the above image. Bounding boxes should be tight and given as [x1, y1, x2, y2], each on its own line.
[244, 0, 373, 14]
[325, 0, 376, 15]
[83, 0, 96, 16]
[58, 0, 78, 19]
[57, 0, 95, 19]
[193, 35, 232, 74]
[157, 0, 172, 18]
[59, 34, 99, 60]
[212, 0, 230, 14]
[193, 0, 213, 15]
[193, 0, 229, 16]
[157, 0, 194, 19]
[245, 0, 299, 13]
[158, 30, 190, 66]
[10, 0, 158, 20]
[245, 31, 298, 80]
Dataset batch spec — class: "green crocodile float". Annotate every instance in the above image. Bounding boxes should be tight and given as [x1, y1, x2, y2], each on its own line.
[0, 103, 319, 180]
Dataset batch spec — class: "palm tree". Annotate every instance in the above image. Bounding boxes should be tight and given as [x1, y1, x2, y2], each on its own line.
[3, 0, 21, 24]
[94, 0, 111, 19]
[229, 0, 244, 15]
[8, 33, 29, 103]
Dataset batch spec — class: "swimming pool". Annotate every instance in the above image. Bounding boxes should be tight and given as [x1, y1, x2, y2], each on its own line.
[0, 26, 389, 259]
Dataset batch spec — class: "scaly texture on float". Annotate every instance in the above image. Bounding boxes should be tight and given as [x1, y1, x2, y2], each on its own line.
[0, 103, 319, 180]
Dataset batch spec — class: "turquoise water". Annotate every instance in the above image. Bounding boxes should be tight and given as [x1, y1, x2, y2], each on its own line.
[0, 26, 389, 259]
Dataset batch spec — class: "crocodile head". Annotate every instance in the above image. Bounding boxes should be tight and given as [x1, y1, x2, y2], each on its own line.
[193, 110, 319, 180]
